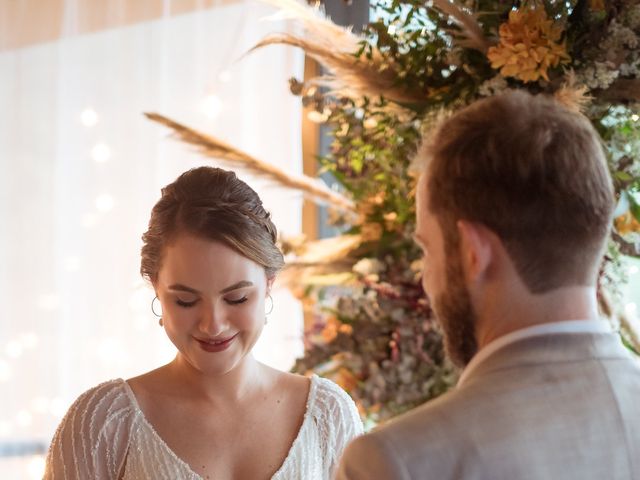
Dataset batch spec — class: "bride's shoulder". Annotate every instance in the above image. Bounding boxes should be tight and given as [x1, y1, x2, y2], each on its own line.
[305, 375, 364, 442]
[60, 379, 136, 425]
[46, 379, 136, 478]
[309, 375, 359, 412]
[268, 369, 311, 405]
[270, 370, 357, 412]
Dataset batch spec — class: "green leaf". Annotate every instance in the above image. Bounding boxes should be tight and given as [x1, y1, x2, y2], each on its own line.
[615, 171, 634, 182]
[629, 193, 640, 222]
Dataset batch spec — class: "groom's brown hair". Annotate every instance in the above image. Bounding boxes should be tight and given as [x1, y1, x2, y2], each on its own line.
[418, 90, 614, 293]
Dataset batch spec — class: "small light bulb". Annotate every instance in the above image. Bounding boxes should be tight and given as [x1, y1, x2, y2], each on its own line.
[95, 194, 115, 213]
[218, 71, 232, 83]
[91, 143, 111, 163]
[80, 108, 99, 127]
[200, 95, 223, 120]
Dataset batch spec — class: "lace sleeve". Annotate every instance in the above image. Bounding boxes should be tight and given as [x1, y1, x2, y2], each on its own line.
[313, 378, 364, 477]
[44, 380, 135, 480]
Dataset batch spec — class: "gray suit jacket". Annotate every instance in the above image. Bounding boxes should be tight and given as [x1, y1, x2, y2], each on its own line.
[335, 332, 640, 480]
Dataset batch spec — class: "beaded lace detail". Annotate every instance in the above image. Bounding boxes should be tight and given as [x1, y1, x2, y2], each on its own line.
[44, 375, 363, 479]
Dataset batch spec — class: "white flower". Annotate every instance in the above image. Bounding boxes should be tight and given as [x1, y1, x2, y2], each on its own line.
[353, 258, 385, 276]
[620, 59, 640, 77]
[575, 61, 619, 90]
[626, 5, 640, 30]
[601, 20, 639, 51]
[478, 76, 509, 97]
[307, 110, 329, 123]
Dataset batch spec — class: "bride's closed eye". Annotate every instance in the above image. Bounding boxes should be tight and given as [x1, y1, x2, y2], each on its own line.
[225, 296, 248, 305]
[176, 298, 198, 308]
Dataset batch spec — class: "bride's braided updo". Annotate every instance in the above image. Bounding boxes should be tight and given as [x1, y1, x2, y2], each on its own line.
[141, 166, 284, 283]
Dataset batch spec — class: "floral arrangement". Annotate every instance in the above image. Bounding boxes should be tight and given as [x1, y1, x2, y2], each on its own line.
[147, 0, 640, 423]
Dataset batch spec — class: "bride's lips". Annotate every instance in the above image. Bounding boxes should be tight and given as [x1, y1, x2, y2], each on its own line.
[195, 333, 239, 353]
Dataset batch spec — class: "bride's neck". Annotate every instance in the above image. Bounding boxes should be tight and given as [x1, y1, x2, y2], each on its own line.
[168, 354, 265, 405]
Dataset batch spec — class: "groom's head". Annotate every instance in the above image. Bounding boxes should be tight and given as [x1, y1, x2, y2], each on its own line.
[414, 90, 614, 367]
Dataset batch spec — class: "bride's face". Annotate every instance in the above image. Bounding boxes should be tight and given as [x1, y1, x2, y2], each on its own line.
[154, 233, 271, 376]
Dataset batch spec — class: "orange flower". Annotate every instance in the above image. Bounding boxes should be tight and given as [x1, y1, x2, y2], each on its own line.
[339, 323, 354, 335]
[321, 317, 340, 342]
[615, 211, 640, 235]
[334, 367, 359, 392]
[487, 7, 570, 83]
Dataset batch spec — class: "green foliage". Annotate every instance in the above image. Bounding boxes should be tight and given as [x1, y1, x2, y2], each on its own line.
[290, 0, 640, 422]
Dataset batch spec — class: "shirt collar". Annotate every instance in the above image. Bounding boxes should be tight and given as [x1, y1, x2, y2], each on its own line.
[457, 319, 613, 387]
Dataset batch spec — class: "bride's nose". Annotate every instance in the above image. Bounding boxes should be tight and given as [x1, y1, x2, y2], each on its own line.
[198, 304, 228, 337]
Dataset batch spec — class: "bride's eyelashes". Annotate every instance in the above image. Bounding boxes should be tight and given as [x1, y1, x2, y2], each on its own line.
[174, 296, 249, 308]
[225, 296, 248, 305]
[176, 298, 198, 308]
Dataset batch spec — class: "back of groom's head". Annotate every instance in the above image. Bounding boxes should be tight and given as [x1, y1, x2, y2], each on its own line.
[419, 90, 615, 293]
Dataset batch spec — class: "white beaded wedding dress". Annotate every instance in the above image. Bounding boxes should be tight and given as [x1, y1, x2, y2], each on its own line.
[44, 374, 363, 479]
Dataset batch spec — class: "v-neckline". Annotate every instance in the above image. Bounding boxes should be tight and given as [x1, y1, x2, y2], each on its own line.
[119, 375, 318, 480]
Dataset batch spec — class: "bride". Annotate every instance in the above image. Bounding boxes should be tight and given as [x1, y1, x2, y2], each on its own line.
[44, 167, 363, 479]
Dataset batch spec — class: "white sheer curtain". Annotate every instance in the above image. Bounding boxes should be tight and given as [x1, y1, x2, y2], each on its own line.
[0, 1, 304, 477]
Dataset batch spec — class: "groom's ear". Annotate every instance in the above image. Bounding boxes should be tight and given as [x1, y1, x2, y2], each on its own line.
[457, 220, 493, 284]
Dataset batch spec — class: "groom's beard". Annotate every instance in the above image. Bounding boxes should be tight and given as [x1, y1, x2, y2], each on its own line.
[432, 248, 479, 368]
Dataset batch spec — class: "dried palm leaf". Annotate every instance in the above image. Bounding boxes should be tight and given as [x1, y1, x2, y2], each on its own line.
[145, 112, 356, 214]
[251, 0, 426, 105]
[429, 0, 492, 54]
[277, 264, 357, 291]
[251, 33, 425, 105]
[598, 289, 640, 354]
[620, 313, 640, 355]
[260, 0, 360, 53]
[277, 234, 363, 290]
[554, 72, 592, 113]
[289, 234, 363, 264]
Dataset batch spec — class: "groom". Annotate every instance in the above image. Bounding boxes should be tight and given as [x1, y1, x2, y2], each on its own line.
[335, 91, 640, 479]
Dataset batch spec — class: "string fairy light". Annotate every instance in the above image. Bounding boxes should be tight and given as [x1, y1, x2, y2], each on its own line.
[95, 194, 115, 213]
[80, 108, 99, 127]
[91, 143, 111, 163]
[200, 94, 223, 120]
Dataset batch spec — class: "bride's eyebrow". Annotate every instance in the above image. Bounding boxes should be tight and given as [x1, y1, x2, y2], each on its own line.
[167, 280, 254, 295]
[220, 280, 253, 294]
[168, 284, 200, 294]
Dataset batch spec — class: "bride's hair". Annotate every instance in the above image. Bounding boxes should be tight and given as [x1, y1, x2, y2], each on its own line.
[140, 166, 284, 283]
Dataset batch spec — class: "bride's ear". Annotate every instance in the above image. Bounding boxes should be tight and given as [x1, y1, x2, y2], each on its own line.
[266, 276, 275, 295]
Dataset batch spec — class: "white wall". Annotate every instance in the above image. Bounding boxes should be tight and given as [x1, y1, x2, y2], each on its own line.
[0, 2, 304, 477]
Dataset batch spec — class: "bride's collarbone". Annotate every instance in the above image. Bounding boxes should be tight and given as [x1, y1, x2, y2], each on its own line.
[137, 382, 309, 479]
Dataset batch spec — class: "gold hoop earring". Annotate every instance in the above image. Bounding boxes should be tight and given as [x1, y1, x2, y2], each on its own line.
[151, 296, 163, 326]
[265, 294, 274, 316]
